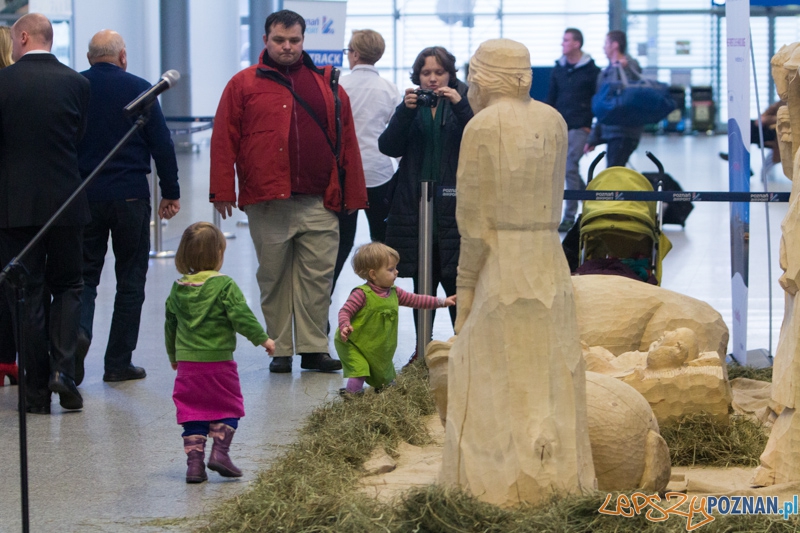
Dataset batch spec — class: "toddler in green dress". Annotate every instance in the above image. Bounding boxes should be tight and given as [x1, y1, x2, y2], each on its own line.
[334, 242, 456, 395]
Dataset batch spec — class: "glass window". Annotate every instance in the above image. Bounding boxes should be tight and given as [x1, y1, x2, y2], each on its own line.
[345, 0, 608, 89]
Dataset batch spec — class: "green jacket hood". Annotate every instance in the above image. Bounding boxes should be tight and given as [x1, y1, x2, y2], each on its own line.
[167, 271, 230, 330]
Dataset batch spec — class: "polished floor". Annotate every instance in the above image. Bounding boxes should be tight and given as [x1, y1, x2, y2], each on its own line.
[0, 132, 789, 532]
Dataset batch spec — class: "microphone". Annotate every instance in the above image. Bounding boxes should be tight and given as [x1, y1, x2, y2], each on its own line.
[123, 70, 181, 117]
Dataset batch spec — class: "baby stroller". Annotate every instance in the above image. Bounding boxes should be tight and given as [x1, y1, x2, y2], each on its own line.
[575, 152, 672, 285]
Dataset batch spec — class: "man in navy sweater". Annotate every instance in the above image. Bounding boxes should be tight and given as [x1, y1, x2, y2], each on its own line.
[77, 30, 180, 384]
[546, 28, 600, 233]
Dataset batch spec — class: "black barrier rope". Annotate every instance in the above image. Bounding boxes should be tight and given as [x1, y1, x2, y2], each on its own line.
[563, 190, 790, 202]
[164, 116, 214, 135]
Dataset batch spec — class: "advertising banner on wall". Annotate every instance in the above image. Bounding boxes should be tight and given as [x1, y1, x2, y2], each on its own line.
[726, 0, 751, 365]
[285, 0, 348, 67]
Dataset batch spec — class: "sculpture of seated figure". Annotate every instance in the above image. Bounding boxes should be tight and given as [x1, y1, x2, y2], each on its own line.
[583, 328, 731, 426]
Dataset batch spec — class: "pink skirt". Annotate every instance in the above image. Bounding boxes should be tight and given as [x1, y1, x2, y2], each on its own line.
[173, 360, 245, 424]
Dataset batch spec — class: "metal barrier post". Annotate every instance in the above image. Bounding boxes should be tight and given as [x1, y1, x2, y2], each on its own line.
[416, 182, 434, 359]
[149, 160, 175, 258]
[213, 207, 236, 239]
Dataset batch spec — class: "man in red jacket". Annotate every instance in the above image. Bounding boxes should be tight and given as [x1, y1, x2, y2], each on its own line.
[210, 10, 367, 373]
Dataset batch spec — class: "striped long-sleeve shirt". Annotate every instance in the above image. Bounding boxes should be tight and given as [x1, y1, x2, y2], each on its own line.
[338, 282, 446, 330]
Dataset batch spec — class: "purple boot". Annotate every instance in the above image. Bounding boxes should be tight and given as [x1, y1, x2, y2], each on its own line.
[183, 435, 207, 483]
[207, 422, 243, 477]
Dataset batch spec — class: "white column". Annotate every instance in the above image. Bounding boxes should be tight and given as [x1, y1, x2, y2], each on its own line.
[189, 0, 242, 117]
[72, 0, 160, 79]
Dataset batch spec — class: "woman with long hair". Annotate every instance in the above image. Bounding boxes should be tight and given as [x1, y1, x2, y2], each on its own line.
[0, 26, 13, 69]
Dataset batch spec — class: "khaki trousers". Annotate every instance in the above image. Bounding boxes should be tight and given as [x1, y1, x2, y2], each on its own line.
[244, 196, 338, 356]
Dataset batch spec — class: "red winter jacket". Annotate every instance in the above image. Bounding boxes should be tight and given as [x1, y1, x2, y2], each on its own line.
[210, 51, 367, 212]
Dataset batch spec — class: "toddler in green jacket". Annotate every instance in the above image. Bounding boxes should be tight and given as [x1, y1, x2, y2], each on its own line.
[165, 222, 274, 483]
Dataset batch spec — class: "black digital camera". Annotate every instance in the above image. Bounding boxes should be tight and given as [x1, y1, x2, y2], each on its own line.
[414, 89, 439, 108]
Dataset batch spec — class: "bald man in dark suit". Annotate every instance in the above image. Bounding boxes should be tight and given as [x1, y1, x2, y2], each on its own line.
[0, 13, 90, 414]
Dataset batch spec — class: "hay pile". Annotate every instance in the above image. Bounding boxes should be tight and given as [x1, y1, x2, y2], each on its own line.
[661, 413, 768, 467]
[199, 363, 795, 533]
[657, 364, 771, 467]
[727, 364, 772, 382]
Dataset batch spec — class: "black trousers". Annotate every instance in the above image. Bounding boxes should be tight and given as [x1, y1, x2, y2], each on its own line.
[79, 199, 151, 372]
[0, 225, 83, 405]
[0, 298, 14, 364]
[411, 242, 457, 343]
[332, 180, 392, 293]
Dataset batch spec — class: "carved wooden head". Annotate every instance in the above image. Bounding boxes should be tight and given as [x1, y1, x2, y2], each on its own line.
[467, 38, 532, 113]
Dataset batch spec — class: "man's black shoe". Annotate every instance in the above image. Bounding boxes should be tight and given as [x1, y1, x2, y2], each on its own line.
[269, 356, 292, 373]
[719, 152, 729, 161]
[48, 371, 83, 410]
[75, 330, 90, 386]
[300, 353, 342, 372]
[103, 365, 146, 382]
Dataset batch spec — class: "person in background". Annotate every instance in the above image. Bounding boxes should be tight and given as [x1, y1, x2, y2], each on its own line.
[378, 46, 472, 364]
[210, 10, 367, 374]
[0, 25, 11, 68]
[77, 30, 181, 385]
[546, 28, 600, 233]
[0, 25, 17, 386]
[584, 30, 643, 169]
[333, 29, 401, 292]
[0, 14, 90, 414]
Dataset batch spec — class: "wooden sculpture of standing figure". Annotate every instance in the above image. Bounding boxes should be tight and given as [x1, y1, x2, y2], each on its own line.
[753, 42, 800, 486]
[440, 39, 596, 506]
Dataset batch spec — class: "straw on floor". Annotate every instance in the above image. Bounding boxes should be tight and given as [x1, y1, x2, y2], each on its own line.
[199, 362, 792, 533]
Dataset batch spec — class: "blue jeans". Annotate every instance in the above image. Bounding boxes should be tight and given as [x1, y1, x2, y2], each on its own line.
[563, 128, 590, 221]
[79, 199, 151, 372]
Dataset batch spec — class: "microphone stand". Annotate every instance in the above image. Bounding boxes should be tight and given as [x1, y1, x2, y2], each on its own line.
[0, 111, 151, 533]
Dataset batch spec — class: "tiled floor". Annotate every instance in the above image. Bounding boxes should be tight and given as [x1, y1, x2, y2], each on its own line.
[0, 132, 789, 531]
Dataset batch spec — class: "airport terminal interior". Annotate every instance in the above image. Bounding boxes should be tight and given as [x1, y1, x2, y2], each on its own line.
[1, 0, 799, 531]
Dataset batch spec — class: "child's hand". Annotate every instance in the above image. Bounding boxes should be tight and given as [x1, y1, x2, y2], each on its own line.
[340, 324, 353, 342]
[262, 338, 276, 355]
[444, 294, 457, 307]
[171, 362, 178, 371]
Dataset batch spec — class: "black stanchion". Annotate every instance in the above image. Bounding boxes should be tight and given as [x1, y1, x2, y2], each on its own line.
[564, 190, 790, 203]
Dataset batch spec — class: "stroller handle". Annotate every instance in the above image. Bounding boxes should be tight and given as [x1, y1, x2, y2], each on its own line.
[587, 151, 607, 183]
[646, 151, 664, 175]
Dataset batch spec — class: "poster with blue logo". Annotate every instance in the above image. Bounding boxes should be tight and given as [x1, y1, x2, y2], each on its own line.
[285, 0, 348, 67]
[726, 0, 751, 365]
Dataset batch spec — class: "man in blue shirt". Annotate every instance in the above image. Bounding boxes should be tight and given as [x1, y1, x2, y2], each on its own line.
[77, 30, 180, 384]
